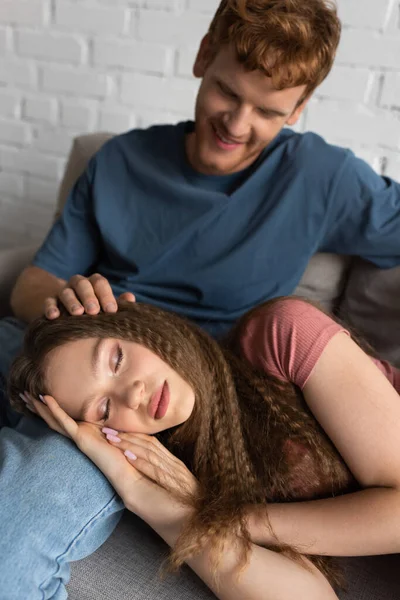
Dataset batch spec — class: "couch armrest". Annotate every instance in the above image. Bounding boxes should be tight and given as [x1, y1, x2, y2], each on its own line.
[0, 245, 38, 318]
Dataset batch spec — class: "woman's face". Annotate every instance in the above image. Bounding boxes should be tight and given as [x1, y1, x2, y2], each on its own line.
[44, 337, 196, 434]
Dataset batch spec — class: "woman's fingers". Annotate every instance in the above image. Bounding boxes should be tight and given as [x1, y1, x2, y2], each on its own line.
[25, 392, 76, 438]
[38, 394, 79, 438]
[103, 430, 198, 497]
[22, 392, 68, 436]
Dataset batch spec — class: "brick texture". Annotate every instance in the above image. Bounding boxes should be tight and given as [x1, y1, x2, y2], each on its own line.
[0, 0, 398, 250]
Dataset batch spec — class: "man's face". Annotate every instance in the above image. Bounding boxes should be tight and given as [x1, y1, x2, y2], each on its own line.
[186, 39, 309, 176]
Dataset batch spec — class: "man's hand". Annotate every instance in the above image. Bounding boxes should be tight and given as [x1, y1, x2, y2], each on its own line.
[44, 273, 136, 319]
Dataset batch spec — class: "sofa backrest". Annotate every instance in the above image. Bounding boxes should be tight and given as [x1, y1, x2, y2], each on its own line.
[57, 133, 400, 367]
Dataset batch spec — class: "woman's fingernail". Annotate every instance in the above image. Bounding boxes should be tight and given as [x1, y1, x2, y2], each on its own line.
[105, 302, 117, 312]
[19, 392, 28, 404]
[87, 302, 97, 311]
[106, 434, 121, 443]
[102, 427, 119, 435]
[39, 394, 47, 405]
[124, 450, 137, 461]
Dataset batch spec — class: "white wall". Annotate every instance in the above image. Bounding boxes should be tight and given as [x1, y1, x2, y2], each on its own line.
[0, 0, 399, 250]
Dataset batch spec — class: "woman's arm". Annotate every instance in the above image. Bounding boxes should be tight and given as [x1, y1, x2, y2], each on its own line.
[248, 487, 400, 556]
[246, 331, 400, 556]
[143, 503, 338, 600]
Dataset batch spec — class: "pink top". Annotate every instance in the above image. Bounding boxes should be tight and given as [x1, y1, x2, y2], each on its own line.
[239, 298, 400, 392]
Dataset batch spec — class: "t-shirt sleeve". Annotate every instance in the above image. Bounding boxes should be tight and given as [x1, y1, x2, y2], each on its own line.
[239, 298, 350, 389]
[321, 153, 400, 268]
[32, 158, 100, 281]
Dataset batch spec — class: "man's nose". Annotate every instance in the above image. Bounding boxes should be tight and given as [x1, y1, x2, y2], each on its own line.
[222, 106, 251, 140]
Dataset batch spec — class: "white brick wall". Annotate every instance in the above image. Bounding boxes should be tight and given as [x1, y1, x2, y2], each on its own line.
[0, 0, 399, 250]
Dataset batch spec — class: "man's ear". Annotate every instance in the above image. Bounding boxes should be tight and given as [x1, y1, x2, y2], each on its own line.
[193, 34, 213, 78]
[286, 96, 310, 126]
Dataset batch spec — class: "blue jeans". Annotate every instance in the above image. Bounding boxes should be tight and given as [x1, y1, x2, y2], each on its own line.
[0, 318, 125, 599]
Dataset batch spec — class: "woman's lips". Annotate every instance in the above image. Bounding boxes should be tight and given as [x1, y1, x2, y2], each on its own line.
[148, 381, 169, 420]
[148, 383, 164, 419]
[155, 381, 170, 420]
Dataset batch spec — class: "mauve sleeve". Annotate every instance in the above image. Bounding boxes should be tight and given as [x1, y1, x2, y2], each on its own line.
[238, 298, 349, 390]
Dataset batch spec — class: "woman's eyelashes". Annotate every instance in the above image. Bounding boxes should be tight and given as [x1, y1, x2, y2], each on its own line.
[114, 345, 124, 373]
[99, 346, 123, 423]
[101, 398, 111, 422]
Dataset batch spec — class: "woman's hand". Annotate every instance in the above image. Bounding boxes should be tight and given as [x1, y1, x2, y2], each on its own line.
[102, 428, 199, 505]
[22, 392, 197, 525]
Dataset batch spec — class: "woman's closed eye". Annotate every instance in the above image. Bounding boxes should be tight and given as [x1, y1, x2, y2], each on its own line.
[101, 398, 111, 422]
[113, 345, 124, 373]
[100, 345, 124, 423]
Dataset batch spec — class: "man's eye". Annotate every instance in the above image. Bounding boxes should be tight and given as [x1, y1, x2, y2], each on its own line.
[258, 108, 273, 119]
[219, 83, 236, 98]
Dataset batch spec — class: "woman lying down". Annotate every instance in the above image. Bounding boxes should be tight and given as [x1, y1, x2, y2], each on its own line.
[8, 296, 400, 600]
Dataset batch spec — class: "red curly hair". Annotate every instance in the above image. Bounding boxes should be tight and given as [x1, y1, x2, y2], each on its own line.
[208, 0, 341, 100]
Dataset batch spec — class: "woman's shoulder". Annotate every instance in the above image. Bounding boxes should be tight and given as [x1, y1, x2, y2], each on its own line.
[239, 296, 349, 389]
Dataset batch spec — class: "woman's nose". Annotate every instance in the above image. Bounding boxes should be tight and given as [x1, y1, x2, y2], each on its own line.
[126, 380, 145, 410]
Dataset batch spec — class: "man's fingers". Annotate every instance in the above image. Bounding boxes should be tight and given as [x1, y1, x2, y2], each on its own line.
[44, 297, 60, 320]
[69, 275, 100, 314]
[44, 275, 128, 319]
[58, 286, 85, 315]
[89, 274, 118, 313]
[118, 292, 136, 303]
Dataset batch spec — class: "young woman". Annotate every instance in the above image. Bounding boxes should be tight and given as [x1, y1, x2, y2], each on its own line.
[8, 297, 400, 600]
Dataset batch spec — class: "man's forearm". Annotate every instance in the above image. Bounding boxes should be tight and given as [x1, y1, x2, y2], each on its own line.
[143, 506, 337, 600]
[249, 487, 400, 557]
[10, 266, 66, 323]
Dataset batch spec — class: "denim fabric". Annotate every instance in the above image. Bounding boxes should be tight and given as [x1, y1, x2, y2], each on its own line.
[0, 318, 125, 599]
[0, 317, 26, 428]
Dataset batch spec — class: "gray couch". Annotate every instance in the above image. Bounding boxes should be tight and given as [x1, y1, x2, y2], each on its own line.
[1, 132, 400, 599]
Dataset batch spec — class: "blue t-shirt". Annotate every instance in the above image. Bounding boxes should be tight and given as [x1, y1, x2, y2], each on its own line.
[33, 121, 400, 338]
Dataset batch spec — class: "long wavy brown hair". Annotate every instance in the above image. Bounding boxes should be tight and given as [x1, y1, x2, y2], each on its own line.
[208, 0, 341, 101]
[8, 298, 360, 592]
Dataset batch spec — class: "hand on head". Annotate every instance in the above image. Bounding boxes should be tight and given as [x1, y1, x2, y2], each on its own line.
[43, 273, 136, 319]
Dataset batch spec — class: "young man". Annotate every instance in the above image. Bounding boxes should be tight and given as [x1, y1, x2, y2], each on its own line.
[1, 0, 399, 597]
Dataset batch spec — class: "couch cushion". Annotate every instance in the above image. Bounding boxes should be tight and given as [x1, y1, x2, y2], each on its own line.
[67, 511, 215, 600]
[339, 258, 400, 366]
[67, 510, 400, 600]
[293, 253, 352, 313]
[0, 245, 38, 317]
[55, 132, 115, 219]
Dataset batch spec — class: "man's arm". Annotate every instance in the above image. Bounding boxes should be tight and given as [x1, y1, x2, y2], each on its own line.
[321, 153, 400, 266]
[11, 266, 66, 323]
